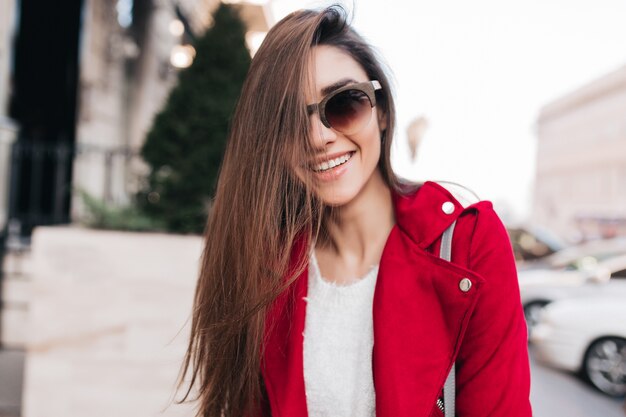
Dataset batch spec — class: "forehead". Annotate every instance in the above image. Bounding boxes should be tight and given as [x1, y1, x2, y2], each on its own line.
[309, 45, 369, 99]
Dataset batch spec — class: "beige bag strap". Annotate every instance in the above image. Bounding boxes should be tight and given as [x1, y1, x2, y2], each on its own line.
[435, 180, 479, 417]
[440, 222, 456, 417]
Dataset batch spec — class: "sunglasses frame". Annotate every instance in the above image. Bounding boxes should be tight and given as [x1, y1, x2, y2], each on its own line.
[307, 80, 382, 131]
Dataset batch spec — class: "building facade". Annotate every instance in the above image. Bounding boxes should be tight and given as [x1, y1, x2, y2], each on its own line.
[0, 0, 271, 235]
[73, 0, 249, 217]
[533, 65, 626, 241]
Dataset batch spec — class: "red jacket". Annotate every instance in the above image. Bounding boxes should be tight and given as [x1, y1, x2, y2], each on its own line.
[261, 181, 532, 417]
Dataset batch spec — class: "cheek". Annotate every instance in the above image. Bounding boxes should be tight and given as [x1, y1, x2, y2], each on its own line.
[360, 123, 383, 163]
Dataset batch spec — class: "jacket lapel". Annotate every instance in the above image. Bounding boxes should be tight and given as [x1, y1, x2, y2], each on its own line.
[372, 227, 483, 416]
[373, 182, 484, 416]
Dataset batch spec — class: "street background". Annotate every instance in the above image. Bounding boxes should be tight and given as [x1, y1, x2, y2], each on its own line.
[1, 0, 625, 416]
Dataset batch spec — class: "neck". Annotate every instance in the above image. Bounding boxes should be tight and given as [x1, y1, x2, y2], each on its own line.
[319, 170, 395, 264]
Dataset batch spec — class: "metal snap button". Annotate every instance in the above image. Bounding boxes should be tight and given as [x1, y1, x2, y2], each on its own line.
[442, 201, 455, 214]
[459, 278, 472, 292]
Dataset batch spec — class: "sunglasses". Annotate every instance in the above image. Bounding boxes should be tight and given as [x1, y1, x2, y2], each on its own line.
[306, 80, 382, 135]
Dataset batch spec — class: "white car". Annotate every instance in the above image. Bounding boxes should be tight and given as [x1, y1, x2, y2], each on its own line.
[531, 296, 626, 397]
[519, 254, 626, 333]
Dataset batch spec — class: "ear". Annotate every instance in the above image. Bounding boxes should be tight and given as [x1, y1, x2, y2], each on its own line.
[377, 108, 387, 131]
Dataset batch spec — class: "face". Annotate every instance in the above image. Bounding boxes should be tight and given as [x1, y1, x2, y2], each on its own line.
[298, 45, 387, 207]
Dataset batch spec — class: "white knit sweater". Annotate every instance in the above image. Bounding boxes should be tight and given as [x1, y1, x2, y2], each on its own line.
[303, 252, 378, 417]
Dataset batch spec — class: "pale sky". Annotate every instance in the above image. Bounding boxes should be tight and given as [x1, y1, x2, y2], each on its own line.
[267, 0, 626, 223]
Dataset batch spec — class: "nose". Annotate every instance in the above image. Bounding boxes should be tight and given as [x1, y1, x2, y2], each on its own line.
[309, 112, 337, 149]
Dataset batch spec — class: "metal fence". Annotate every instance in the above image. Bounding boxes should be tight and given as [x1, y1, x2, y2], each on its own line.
[5, 139, 139, 238]
[8, 140, 74, 231]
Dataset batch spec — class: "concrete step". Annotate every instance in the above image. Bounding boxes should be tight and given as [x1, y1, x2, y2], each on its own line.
[0, 306, 27, 349]
[1, 250, 32, 278]
[0, 348, 24, 417]
[1, 237, 31, 415]
[1, 253, 31, 349]
[2, 275, 30, 306]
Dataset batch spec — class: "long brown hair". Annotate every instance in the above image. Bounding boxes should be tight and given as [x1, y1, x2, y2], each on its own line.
[176, 5, 400, 416]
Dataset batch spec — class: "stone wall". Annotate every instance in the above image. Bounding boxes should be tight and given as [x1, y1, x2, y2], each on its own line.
[22, 226, 202, 417]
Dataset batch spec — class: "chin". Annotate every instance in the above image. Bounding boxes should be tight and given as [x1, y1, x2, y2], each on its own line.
[316, 186, 361, 207]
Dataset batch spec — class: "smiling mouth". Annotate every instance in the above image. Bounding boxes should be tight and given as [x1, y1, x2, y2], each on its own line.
[311, 152, 355, 172]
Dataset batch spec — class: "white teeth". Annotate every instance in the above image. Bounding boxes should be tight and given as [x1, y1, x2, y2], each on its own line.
[313, 152, 353, 172]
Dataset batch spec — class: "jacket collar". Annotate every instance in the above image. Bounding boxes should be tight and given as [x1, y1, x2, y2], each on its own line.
[393, 180, 466, 250]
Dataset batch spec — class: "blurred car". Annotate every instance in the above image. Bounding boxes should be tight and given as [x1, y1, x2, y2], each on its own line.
[531, 296, 626, 397]
[519, 254, 626, 334]
[507, 224, 567, 265]
[518, 236, 626, 271]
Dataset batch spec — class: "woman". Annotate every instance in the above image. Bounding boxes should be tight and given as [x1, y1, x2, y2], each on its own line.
[177, 5, 532, 417]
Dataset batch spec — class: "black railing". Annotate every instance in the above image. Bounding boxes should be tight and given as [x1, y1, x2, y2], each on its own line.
[7, 140, 74, 236]
[6, 140, 139, 238]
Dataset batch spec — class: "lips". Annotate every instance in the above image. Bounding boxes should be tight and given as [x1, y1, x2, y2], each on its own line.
[311, 151, 355, 172]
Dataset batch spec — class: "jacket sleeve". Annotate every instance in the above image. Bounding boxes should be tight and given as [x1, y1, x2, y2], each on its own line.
[454, 204, 533, 416]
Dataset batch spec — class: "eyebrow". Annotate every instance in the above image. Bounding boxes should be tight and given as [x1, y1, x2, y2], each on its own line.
[320, 78, 359, 96]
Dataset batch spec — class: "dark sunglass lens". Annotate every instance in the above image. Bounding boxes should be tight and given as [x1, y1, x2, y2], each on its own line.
[325, 89, 372, 134]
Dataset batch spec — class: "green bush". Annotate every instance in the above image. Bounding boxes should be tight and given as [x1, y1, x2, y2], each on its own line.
[138, 3, 251, 234]
[77, 189, 166, 232]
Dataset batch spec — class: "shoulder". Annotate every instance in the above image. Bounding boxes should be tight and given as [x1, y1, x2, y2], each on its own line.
[401, 186, 522, 303]
[433, 181, 512, 268]
[429, 180, 481, 209]
[392, 180, 502, 251]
